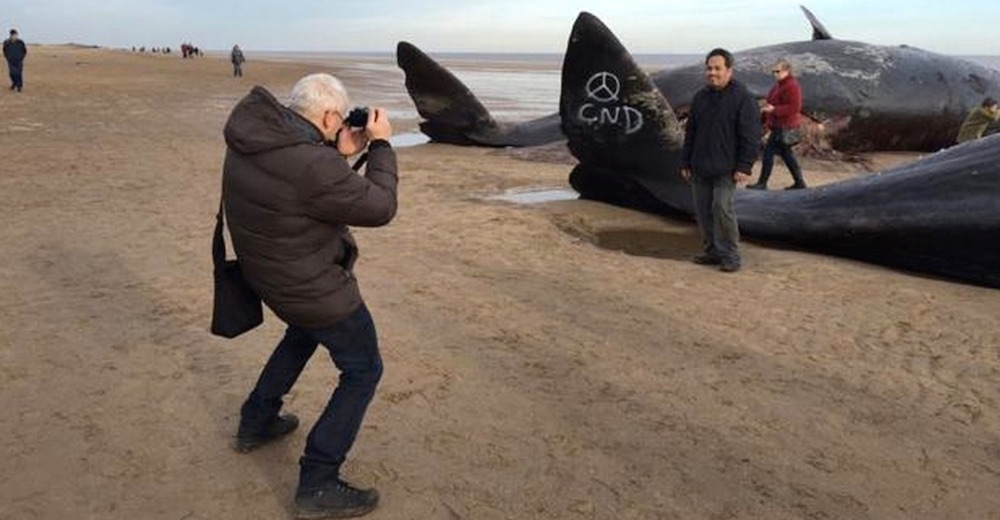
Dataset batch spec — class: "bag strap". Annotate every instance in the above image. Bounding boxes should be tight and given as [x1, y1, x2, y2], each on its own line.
[213, 196, 227, 270]
[352, 152, 368, 172]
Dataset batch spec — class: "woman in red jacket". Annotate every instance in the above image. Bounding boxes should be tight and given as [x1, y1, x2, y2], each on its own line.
[749, 59, 807, 190]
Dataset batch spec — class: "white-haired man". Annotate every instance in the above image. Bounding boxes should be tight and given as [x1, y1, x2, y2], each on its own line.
[222, 73, 396, 518]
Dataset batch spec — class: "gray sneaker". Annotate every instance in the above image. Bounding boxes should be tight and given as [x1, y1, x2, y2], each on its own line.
[295, 480, 379, 519]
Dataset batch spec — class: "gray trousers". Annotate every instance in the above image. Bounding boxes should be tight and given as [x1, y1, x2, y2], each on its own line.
[692, 175, 740, 263]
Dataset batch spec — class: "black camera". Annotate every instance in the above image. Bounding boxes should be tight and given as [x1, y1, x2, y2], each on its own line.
[345, 107, 369, 128]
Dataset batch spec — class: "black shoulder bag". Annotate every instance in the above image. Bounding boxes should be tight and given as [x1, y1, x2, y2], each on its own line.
[210, 198, 263, 338]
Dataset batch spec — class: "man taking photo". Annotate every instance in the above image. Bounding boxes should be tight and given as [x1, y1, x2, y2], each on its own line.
[221, 73, 397, 519]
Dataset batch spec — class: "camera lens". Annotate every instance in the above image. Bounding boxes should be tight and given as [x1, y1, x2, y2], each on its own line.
[346, 107, 369, 128]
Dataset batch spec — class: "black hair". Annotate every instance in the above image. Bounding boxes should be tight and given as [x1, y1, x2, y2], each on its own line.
[705, 48, 734, 69]
[984, 97, 998, 108]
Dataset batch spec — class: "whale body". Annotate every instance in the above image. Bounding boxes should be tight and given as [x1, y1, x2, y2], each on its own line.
[397, 7, 1000, 152]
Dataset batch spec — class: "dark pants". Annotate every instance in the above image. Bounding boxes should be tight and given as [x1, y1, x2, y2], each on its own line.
[232, 63, 243, 77]
[692, 175, 740, 264]
[758, 129, 804, 187]
[239, 303, 383, 492]
[7, 60, 23, 90]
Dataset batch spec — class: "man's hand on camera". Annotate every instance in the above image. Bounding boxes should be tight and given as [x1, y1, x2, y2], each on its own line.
[336, 126, 368, 157]
[335, 107, 391, 156]
[366, 107, 392, 141]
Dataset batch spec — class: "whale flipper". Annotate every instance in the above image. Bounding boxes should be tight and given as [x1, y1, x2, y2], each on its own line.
[559, 12, 688, 215]
[800, 5, 833, 40]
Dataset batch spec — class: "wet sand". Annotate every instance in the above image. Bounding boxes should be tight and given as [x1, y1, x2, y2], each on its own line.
[2, 46, 1000, 520]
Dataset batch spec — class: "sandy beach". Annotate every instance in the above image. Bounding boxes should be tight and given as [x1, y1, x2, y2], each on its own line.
[2, 46, 1000, 520]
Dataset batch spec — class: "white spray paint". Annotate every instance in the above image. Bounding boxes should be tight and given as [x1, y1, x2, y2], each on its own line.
[578, 71, 645, 135]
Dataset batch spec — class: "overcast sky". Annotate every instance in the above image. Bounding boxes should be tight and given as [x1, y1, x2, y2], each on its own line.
[1, 0, 996, 55]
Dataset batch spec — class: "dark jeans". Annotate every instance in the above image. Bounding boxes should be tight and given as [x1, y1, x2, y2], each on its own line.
[239, 303, 383, 492]
[7, 60, 23, 90]
[758, 129, 804, 187]
[692, 175, 740, 264]
[232, 64, 243, 77]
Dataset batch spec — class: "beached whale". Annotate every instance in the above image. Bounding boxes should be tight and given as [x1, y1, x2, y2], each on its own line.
[397, 7, 1000, 152]
[561, 11, 1000, 288]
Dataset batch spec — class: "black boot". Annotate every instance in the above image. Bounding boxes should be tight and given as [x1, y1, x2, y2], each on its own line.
[233, 414, 299, 453]
[295, 479, 379, 519]
[788, 166, 807, 189]
[750, 168, 772, 190]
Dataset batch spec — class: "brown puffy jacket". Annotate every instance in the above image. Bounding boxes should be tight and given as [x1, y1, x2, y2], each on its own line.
[221, 86, 398, 328]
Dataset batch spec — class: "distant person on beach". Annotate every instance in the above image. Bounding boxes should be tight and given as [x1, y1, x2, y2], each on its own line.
[955, 97, 1000, 144]
[681, 48, 761, 273]
[230, 44, 245, 77]
[181, 43, 200, 58]
[3, 29, 27, 92]
[223, 73, 396, 518]
[749, 58, 806, 190]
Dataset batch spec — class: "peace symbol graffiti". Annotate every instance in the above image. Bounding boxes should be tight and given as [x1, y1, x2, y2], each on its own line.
[578, 71, 643, 135]
[585, 72, 620, 102]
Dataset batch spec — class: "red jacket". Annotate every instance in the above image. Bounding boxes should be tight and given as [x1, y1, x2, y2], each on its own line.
[764, 75, 803, 130]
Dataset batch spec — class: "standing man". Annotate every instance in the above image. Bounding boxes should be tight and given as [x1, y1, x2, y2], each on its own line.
[3, 29, 27, 92]
[222, 73, 397, 518]
[230, 44, 245, 77]
[680, 48, 762, 273]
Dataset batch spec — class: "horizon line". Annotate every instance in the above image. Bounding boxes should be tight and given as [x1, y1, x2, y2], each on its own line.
[33, 42, 1000, 58]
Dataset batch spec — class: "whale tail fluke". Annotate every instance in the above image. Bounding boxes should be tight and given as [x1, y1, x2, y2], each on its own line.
[558, 12, 689, 215]
[395, 41, 499, 145]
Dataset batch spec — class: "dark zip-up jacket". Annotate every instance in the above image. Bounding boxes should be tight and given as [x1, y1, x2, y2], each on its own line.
[681, 79, 761, 178]
[3, 38, 27, 63]
[222, 86, 398, 328]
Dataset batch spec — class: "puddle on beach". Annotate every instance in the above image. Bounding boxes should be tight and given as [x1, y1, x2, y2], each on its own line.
[486, 187, 579, 204]
[389, 132, 430, 147]
[486, 186, 700, 260]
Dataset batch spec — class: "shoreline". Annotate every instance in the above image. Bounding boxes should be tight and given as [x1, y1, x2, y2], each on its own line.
[32, 42, 1000, 68]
